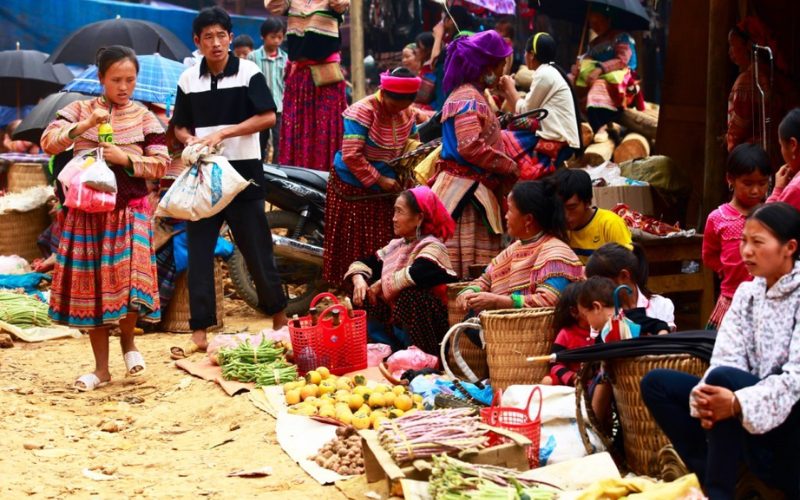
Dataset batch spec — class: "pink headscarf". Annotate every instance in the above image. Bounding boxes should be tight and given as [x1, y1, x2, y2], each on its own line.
[409, 186, 455, 242]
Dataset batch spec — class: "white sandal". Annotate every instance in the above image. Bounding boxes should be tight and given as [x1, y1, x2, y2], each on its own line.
[74, 373, 110, 392]
[123, 351, 146, 377]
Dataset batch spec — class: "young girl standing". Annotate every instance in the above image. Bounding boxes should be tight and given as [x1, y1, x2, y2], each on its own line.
[703, 143, 771, 329]
[41, 46, 168, 391]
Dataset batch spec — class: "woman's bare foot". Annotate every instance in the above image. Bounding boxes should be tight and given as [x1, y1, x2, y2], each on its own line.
[272, 311, 288, 330]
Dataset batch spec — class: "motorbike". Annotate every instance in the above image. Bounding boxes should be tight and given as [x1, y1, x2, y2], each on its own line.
[228, 107, 550, 316]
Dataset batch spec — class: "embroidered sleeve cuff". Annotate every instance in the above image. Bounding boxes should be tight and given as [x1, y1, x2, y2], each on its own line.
[344, 261, 373, 283]
[458, 286, 482, 296]
[511, 294, 525, 308]
[391, 268, 415, 292]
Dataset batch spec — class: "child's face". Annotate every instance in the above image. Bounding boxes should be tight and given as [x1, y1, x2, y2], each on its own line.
[578, 303, 613, 332]
[263, 32, 285, 52]
[233, 46, 252, 59]
[571, 305, 590, 329]
[729, 171, 769, 209]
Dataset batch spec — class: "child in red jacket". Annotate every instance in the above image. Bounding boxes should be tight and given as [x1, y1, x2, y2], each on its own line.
[542, 281, 593, 386]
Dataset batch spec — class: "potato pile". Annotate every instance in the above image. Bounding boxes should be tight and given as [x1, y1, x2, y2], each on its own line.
[310, 426, 365, 476]
[284, 367, 424, 430]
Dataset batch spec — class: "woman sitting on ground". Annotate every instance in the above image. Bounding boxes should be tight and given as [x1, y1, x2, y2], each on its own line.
[497, 32, 581, 179]
[642, 202, 800, 499]
[456, 180, 584, 314]
[345, 187, 458, 356]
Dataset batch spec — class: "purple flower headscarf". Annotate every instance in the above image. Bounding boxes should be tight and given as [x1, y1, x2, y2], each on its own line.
[443, 30, 512, 94]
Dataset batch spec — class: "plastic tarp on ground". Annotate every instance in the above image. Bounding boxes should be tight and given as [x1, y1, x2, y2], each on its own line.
[0, 0, 265, 58]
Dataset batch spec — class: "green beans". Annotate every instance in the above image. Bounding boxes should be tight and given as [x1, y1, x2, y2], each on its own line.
[218, 339, 298, 386]
[0, 292, 52, 327]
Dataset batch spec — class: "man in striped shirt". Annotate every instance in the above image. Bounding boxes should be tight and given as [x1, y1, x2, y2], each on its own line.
[171, 6, 287, 358]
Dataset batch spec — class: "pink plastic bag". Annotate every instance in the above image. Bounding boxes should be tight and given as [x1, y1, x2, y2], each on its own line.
[64, 175, 116, 213]
[386, 346, 439, 377]
[367, 343, 392, 367]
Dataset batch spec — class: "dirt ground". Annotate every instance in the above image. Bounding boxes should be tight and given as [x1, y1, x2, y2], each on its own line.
[0, 299, 348, 500]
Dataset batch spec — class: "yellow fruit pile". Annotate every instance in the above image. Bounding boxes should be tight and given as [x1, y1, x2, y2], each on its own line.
[285, 368, 424, 430]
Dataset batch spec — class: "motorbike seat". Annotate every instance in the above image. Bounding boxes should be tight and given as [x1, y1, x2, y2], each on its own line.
[266, 163, 329, 192]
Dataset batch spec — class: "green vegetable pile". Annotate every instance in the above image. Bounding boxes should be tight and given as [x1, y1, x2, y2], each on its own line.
[0, 292, 52, 328]
[218, 339, 298, 387]
[428, 455, 558, 500]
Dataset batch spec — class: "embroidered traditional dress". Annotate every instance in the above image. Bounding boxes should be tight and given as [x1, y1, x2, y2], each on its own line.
[344, 235, 457, 355]
[41, 98, 168, 327]
[323, 92, 419, 285]
[575, 30, 641, 130]
[266, 0, 348, 171]
[431, 84, 518, 278]
[465, 234, 584, 308]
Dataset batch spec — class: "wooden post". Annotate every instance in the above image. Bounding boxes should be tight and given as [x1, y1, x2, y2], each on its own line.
[701, 0, 733, 230]
[350, 0, 366, 102]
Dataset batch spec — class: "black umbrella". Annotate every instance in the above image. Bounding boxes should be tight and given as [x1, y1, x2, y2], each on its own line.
[46, 18, 191, 65]
[528, 330, 717, 364]
[11, 91, 90, 145]
[533, 0, 650, 32]
[0, 50, 74, 109]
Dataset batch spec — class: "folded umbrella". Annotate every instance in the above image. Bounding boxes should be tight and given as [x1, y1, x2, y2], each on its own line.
[527, 330, 717, 364]
[11, 91, 89, 145]
[0, 50, 74, 108]
[64, 54, 187, 106]
[47, 18, 191, 65]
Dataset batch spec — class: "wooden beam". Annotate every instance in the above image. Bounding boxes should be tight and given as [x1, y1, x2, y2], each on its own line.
[701, 0, 734, 230]
[350, 0, 366, 102]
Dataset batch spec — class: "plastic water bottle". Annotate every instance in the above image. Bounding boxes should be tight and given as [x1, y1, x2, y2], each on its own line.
[98, 122, 114, 144]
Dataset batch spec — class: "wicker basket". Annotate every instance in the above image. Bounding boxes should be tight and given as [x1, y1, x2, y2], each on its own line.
[7, 163, 48, 193]
[161, 260, 225, 332]
[0, 206, 49, 262]
[607, 354, 708, 477]
[480, 308, 556, 392]
[445, 282, 489, 380]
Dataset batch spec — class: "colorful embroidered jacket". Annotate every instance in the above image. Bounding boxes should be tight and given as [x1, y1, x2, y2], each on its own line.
[334, 92, 418, 189]
[266, 0, 348, 61]
[432, 84, 517, 235]
[344, 235, 457, 304]
[41, 98, 168, 208]
[467, 235, 584, 308]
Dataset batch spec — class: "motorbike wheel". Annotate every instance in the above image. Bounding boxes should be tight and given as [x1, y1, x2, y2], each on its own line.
[228, 210, 324, 317]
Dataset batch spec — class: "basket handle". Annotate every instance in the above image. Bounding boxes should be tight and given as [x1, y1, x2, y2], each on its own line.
[439, 318, 483, 385]
[310, 292, 341, 309]
[317, 303, 350, 327]
[524, 386, 543, 423]
[378, 361, 408, 386]
[490, 389, 503, 409]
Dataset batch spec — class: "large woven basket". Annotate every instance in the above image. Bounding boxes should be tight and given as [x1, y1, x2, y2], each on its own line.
[0, 206, 49, 262]
[7, 163, 48, 193]
[480, 308, 556, 392]
[608, 354, 708, 477]
[445, 282, 489, 380]
[161, 260, 225, 332]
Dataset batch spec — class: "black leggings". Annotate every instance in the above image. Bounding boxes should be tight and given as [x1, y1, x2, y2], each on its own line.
[641, 366, 800, 499]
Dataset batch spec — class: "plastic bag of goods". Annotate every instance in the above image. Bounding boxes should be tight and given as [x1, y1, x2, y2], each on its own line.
[386, 346, 438, 377]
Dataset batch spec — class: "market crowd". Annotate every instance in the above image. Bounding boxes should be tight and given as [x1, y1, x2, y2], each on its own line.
[30, 1, 800, 498]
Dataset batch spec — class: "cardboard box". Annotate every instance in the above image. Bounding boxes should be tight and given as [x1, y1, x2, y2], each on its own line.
[360, 424, 531, 497]
[592, 185, 654, 215]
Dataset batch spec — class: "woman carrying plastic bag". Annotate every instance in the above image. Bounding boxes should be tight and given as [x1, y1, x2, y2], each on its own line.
[41, 46, 169, 391]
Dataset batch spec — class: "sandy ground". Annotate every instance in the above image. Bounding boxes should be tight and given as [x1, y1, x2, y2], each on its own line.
[0, 299, 349, 500]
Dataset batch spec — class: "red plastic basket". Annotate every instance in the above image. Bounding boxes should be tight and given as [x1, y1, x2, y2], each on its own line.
[480, 387, 543, 468]
[288, 293, 368, 376]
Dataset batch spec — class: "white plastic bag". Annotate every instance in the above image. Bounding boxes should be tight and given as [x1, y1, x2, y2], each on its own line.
[82, 149, 117, 193]
[155, 144, 250, 221]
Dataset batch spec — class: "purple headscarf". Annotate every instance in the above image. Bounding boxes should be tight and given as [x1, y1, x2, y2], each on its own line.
[443, 30, 512, 94]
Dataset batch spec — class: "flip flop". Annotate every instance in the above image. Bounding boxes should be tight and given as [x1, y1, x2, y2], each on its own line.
[123, 351, 146, 377]
[74, 373, 110, 392]
[169, 342, 205, 360]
